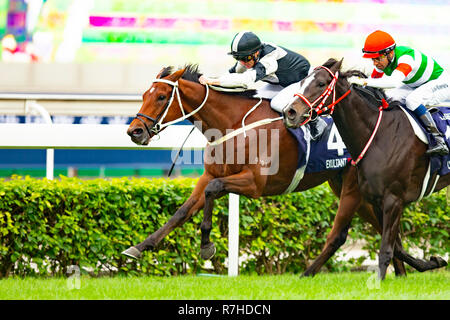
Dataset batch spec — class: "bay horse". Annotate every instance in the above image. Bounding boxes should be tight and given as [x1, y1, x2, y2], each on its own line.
[283, 58, 449, 279]
[122, 63, 415, 276]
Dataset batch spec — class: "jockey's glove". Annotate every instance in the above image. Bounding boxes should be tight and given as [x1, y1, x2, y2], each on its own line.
[347, 76, 367, 86]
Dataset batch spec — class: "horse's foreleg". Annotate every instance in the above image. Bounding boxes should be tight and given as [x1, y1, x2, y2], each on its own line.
[378, 194, 403, 280]
[199, 169, 260, 260]
[122, 173, 212, 259]
[393, 239, 448, 272]
[199, 179, 226, 260]
[357, 203, 407, 276]
[303, 168, 359, 277]
[303, 220, 352, 277]
[392, 237, 407, 276]
[355, 201, 443, 275]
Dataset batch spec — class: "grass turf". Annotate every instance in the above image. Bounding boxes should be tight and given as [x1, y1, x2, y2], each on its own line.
[0, 271, 448, 300]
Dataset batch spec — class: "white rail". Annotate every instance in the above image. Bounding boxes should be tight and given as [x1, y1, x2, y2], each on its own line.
[0, 123, 207, 150]
[0, 94, 240, 276]
[0, 92, 142, 101]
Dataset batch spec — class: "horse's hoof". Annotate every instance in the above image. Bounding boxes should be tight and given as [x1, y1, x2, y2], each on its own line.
[121, 247, 142, 260]
[301, 271, 315, 278]
[200, 243, 216, 260]
[430, 256, 448, 268]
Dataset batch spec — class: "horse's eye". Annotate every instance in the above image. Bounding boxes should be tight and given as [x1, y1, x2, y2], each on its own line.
[157, 95, 166, 101]
[318, 81, 326, 87]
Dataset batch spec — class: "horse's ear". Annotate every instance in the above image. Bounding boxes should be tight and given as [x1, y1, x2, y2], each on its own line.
[167, 68, 186, 82]
[156, 68, 166, 79]
[322, 58, 344, 72]
[332, 58, 344, 72]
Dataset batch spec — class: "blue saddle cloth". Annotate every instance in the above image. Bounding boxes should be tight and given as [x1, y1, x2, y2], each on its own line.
[402, 106, 450, 177]
[287, 116, 351, 173]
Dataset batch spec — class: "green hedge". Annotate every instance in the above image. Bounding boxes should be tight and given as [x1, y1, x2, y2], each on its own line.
[0, 176, 448, 277]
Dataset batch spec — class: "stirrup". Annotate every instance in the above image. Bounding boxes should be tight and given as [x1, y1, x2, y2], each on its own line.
[426, 139, 449, 156]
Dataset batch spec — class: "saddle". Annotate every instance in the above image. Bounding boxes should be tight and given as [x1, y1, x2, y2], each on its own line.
[208, 84, 248, 92]
[353, 84, 450, 199]
[208, 84, 259, 98]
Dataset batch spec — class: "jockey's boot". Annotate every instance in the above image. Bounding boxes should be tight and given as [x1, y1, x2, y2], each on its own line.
[308, 116, 327, 140]
[419, 112, 449, 156]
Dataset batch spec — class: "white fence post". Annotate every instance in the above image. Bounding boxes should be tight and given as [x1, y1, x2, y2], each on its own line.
[25, 100, 54, 180]
[228, 193, 239, 276]
[46, 148, 54, 180]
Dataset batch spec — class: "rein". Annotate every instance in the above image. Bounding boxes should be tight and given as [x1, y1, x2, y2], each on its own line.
[208, 112, 283, 147]
[350, 97, 389, 166]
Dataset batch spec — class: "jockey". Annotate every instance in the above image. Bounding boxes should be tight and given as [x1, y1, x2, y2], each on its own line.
[349, 30, 449, 156]
[199, 31, 327, 140]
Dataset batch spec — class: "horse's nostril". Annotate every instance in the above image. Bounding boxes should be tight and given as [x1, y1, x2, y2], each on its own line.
[287, 108, 297, 120]
[128, 127, 143, 137]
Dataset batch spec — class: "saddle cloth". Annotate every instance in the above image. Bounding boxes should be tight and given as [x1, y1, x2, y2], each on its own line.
[399, 106, 450, 177]
[284, 116, 351, 193]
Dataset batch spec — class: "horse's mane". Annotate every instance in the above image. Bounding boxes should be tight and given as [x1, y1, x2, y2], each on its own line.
[161, 63, 259, 99]
[322, 58, 394, 110]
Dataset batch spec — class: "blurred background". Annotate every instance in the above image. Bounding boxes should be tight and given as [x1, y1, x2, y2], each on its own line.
[1, 0, 449, 179]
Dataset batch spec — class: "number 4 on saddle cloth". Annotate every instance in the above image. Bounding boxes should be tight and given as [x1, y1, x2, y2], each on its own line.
[285, 116, 350, 192]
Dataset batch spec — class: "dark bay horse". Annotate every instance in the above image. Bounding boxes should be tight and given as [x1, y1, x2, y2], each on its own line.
[283, 58, 449, 279]
[122, 64, 410, 276]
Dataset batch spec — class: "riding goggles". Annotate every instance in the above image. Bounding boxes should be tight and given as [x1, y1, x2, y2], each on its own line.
[233, 54, 254, 62]
[361, 44, 396, 56]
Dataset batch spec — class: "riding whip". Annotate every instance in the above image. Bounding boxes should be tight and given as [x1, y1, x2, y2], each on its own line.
[168, 126, 196, 177]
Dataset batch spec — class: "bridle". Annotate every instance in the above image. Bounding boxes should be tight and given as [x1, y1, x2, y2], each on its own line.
[134, 78, 209, 137]
[293, 65, 389, 167]
[293, 66, 351, 126]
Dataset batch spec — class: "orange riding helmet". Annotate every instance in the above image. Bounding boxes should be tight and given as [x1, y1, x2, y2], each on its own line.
[362, 30, 396, 58]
